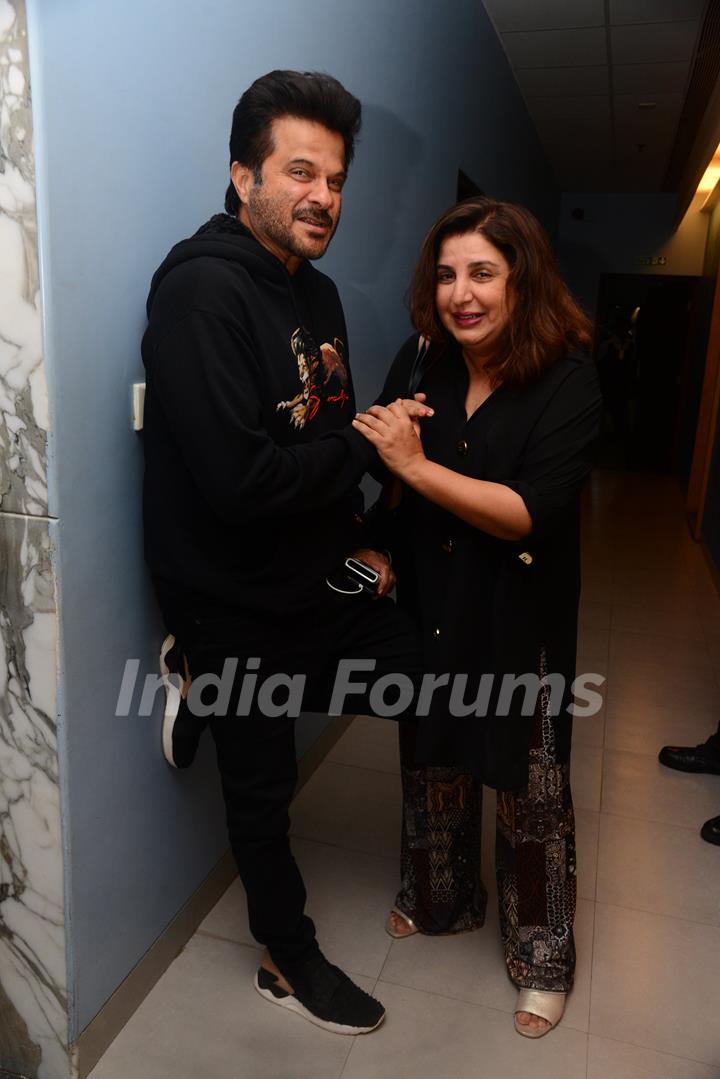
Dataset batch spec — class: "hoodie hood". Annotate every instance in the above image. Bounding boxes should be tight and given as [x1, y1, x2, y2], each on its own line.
[146, 214, 288, 316]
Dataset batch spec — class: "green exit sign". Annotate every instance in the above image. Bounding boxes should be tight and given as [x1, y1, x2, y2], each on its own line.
[638, 255, 667, 266]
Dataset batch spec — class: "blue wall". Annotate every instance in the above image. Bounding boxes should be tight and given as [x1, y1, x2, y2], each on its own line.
[27, 0, 556, 1036]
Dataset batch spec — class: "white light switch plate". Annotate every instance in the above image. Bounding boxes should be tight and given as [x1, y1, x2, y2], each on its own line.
[132, 382, 145, 431]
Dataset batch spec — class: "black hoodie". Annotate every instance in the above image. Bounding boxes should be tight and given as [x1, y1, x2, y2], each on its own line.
[141, 214, 375, 619]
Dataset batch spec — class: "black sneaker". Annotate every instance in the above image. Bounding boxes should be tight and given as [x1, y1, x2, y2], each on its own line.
[254, 954, 385, 1035]
[159, 635, 203, 769]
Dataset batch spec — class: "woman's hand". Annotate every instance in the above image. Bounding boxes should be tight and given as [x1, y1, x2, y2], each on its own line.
[352, 399, 428, 481]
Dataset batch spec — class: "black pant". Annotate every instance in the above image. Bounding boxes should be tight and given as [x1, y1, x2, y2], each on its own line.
[179, 589, 422, 972]
[707, 723, 720, 758]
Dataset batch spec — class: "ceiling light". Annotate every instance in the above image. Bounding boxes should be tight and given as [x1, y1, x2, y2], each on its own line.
[699, 165, 720, 195]
[697, 143, 720, 205]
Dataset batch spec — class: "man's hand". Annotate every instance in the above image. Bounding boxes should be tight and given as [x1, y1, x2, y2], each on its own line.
[402, 393, 433, 436]
[348, 548, 396, 597]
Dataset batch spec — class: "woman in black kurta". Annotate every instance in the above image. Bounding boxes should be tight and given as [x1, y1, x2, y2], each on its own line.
[354, 197, 602, 1038]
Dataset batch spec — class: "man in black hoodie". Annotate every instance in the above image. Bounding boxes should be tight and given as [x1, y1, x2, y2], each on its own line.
[142, 71, 425, 1035]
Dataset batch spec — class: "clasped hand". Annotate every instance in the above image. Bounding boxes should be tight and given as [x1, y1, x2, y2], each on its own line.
[352, 393, 433, 480]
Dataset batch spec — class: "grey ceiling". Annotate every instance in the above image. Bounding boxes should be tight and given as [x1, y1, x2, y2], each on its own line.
[481, 0, 709, 191]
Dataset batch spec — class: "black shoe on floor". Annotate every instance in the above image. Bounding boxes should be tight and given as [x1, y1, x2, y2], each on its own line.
[254, 954, 385, 1035]
[657, 739, 720, 775]
[160, 635, 203, 769]
[700, 815, 720, 845]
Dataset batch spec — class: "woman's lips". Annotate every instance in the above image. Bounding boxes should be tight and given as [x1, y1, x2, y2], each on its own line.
[452, 312, 485, 326]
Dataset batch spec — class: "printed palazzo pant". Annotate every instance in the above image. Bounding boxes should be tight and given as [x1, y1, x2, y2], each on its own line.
[396, 669, 576, 992]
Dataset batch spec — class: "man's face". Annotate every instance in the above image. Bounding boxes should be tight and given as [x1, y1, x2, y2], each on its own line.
[233, 116, 346, 272]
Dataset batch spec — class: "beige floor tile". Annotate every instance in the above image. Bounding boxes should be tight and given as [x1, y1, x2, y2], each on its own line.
[691, 591, 720, 623]
[590, 904, 720, 1065]
[341, 981, 588, 1079]
[611, 567, 717, 600]
[290, 761, 402, 859]
[601, 749, 720, 828]
[608, 656, 718, 695]
[88, 935, 368, 1079]
[576, 653, 609, 680]
[706, 633, 720, 667]
[608, 630, 714, 672]
[604, 700, 718, 758]
[576, 808, 600, 901]
[611, 540, 709, 571]
[572, 704, 605, 749]
[701, 610, 720, 637]
[611, 606, 705, 641]
[327, 715, 400, 775]
[580, 553, 612, 582]
[596, 814, 720, 926]
[578, 602, 612, 630]
[571, 745, 603, 812]
[378, 898, 594, 1034]
[198, 838, 397, 978]
[577, 626, 610, 663]
[197, 876, 250, 944]
[605, 671, 720, 714]
[582, 576, 616, 605]
[588, 1035, 720, 1078]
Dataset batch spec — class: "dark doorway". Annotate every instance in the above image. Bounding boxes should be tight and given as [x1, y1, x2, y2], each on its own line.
[594, 273, 704, 475]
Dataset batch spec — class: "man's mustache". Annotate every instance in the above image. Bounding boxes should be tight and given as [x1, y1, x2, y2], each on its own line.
[294, 211, 334, 228]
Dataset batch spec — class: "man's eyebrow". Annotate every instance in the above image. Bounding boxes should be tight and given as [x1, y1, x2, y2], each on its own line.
[287, 157, 347, 178]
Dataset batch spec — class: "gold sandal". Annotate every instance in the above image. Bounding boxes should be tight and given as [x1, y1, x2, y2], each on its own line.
[514, 989, 566, 1038]
[385, 907, 418, 939]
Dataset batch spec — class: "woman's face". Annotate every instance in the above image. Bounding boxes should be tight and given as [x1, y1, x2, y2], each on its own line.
[435, 230, 512, 361]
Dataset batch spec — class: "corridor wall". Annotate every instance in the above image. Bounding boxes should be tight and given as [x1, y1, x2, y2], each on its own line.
[557, 191, 708, 317]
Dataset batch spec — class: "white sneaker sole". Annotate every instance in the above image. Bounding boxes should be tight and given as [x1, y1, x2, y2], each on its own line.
[253, 972, 385, 1035]
[159, 634, 182, 769]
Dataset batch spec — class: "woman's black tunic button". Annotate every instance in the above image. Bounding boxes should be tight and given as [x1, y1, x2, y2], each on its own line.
[456, 439, 469, 456]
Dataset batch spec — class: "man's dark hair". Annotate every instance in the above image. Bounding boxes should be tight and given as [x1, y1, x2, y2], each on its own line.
[224, 70, 362, 215]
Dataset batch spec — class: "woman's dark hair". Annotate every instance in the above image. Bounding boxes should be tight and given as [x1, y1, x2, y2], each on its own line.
[224, 70, 362, 214]
[409, 196, 592, 387]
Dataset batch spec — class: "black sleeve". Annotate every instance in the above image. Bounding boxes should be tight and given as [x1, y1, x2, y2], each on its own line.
[503, 362, 602, 540]
[361, 334, 423, 485]
[371, 334, 422, 407]
[148, 309, 376, 524]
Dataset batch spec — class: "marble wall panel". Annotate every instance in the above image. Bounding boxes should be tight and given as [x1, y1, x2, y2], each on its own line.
[0, 513, 68, 1079]
[0, 0, 49, 518]
[1, 2, 68, 1077]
